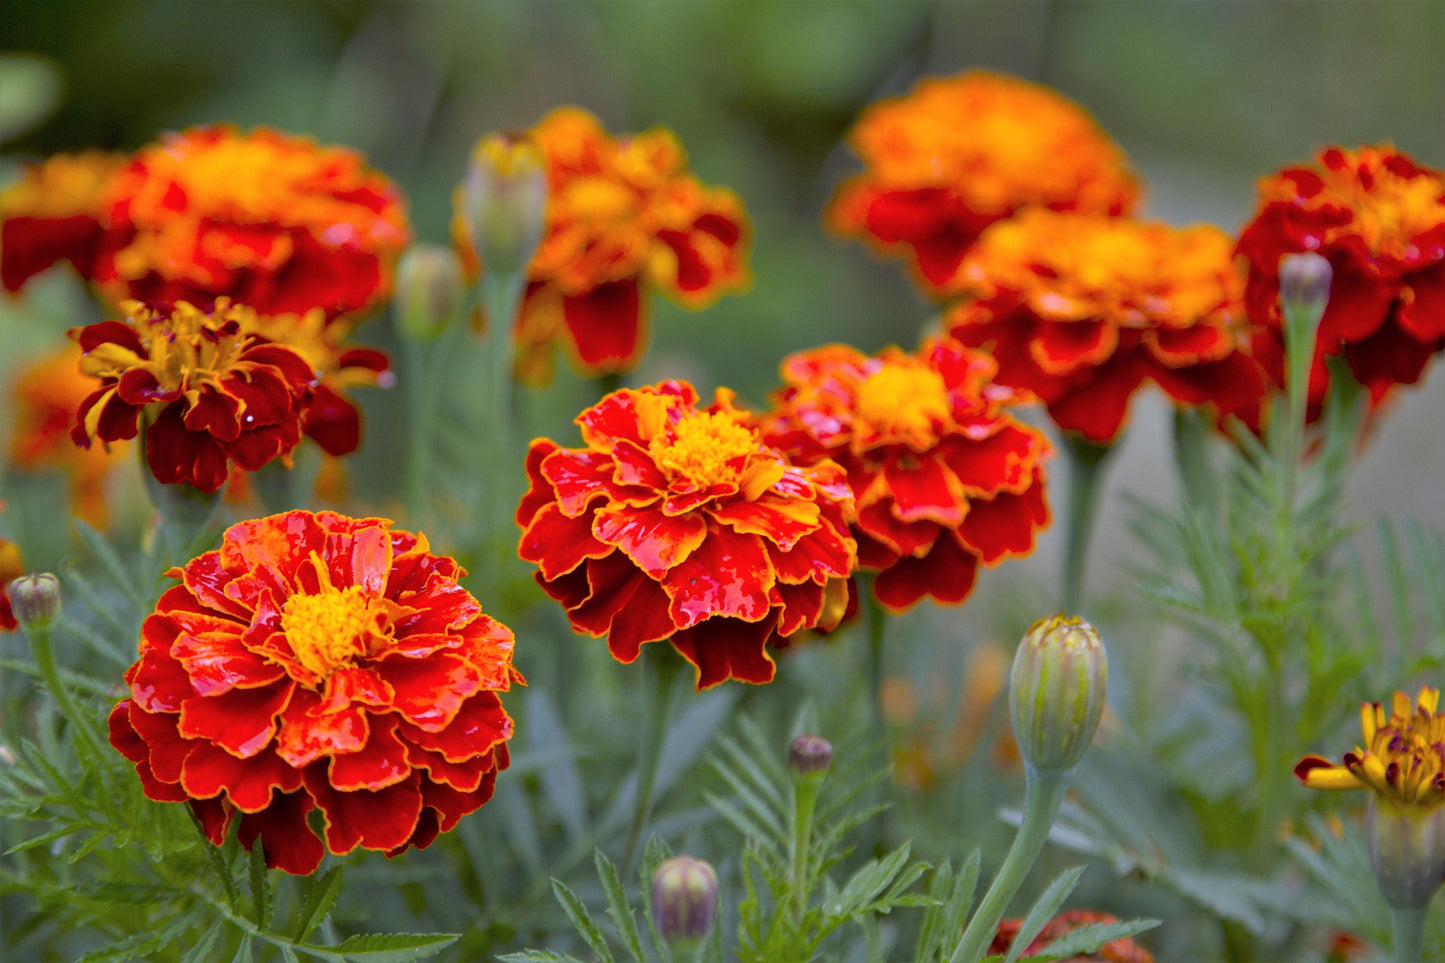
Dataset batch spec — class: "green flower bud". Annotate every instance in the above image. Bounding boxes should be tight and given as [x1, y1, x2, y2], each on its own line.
[1278, 251, 1333, 326]
[1368, 796, 1445, 910]
[394, 243, 466, 341]
[1008, 614, 1107, 774]
[652, 855, 719, 948]
[8, 573, 60, 629]
[789, 734, 832, 778]
[457, 131, 548, 283]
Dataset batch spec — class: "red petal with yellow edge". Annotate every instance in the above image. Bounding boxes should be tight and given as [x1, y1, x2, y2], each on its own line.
[857, 499, 938, 559]
[559, 552, 666, 638]
[610, 438, 668, 488]
[882, 455, 965, 525]
[274, 690, 369, 768]
[329, 714, 413, 791]
[602, 577, 684, 664]
[179, 682, 292, 758]
[404, 743, 486, 792]
[593, 503, 708, 576]
[707, 496, 821, 551]
[399, 691, 513, 763]
[769, 523, 855, 585]
[177, 557, 254, 622]
[127, 641, 195, 713]
[109, 703, 192, 803]
[171, 630, 285, 696]
[318, 667, 393, 712]
[221, 510, 326, 581]
[958, 481, 1049, 565]
[938, 427, 1038, 495]
[662, 530, 775, 630]
[519, 502, 611, 579]
[182, 741, 303, 811]
[379, 651, 482, 732]
[237, 789, 325, 875]
[518, 439, 562, 525]
[300, 383, 360, 456]
[1294, 755, 1364, 790]
[771, 580, 826, 637]
[1146, 323, 1230, 366]
[563, 280, 643, 370]
[334, 522, 394, 594]
[671, 616, 778, 690]
[127, 703, 190, 783]
[391, 580, 482, 638]
[1029, 320, 1118, 374]
[307, 771, 423, 854]
[191, 796, 234, 845]
[422, 772, 495, 835]
[874, 535, 979, 612]
[182, 387, 243, 441]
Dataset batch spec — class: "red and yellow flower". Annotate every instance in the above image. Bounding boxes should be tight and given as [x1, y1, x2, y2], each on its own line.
[1295, 687, 1444, 811]
[760, 338, 1050, 612]
[455, 108, 751, 383]
[516, 381, 855, 690]
[108, 510, 521, 875]
[990, 910, 1154, 963]
[91, 125, 410, 320]
[1236, 145, 1445, 413]
[0, 511, 23, 632]
[9, 343, 126, 527]
[70, 300, 316, 493]
[828, 70, 1140, 294]
[946, 210, 1265, 443]
[1, 150, 123, 293]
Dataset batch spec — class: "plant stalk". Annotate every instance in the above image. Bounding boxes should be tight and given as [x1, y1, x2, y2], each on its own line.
[24, 617, 110, 765]
[1388, 904, 1426, 963]
[621, 643, 679, 875]
[1061, 434, 1113, 615]
[790, 773, 822, 925]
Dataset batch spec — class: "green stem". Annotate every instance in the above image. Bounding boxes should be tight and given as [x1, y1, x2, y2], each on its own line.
[1061, 434, 1113, 615]
[949, 766, 1070, 963]
[1171, 408, 1216, 515]
[1388, 904, 1426, 963]
[860, 576, 887, 736]
[402, 326, 450, 522]
[25, 618, 109, 766]
[790, 774, 823, 925]
[621, 644, 679, 875]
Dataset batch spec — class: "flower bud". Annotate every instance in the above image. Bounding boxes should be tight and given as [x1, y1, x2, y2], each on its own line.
[1367, 796, 1445, 910]
[1008, 614, 1107, 774]
[394, 243, 465, 341]
[8, 573, 61, 629]
[789, 734, 832, 778]
[457, 131, 548, 283]
[652, 855, 719, 948]
[1278, 252, 1333, 325]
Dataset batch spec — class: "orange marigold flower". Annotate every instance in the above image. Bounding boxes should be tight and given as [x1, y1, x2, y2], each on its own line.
[0, 521, 23, 632]
[92, 125, 410, 320]
[516, 381, 855, 690]
[990, 910, 1154, 963]
[1236, 145, 1445, 413]
[1, 150, 124, 293]
[69, 300, 316, 493]
[107, 510, 521, 875]
[455, 108, 751, 383]
[828, 70, 1140, 294]
[759, 337, 1051, 612]
[946, 210, 1265, 443]
[9, 343, 126, 527]
[1295, 687, 1444, 811]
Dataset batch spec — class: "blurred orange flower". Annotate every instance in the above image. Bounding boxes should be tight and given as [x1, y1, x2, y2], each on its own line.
[829, 70, 1139, 294]
[0, 151, 123, 293]
[456, 108, 751, 383]
[1236, 145, 1445, 413]
[91, 125, 410, 320]
[946, 210, 1265, 443]
[0, 517, 22, 632]
[516, 381, 855, 689]
[9, 343, 126, 527]
[990, 910, 1154, 962]
[760, 337, 1050, 612]
[108, 510, 521, 875]
[70, 300, 316, 493]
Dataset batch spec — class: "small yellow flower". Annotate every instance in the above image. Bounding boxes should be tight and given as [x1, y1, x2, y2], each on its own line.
[1295, 687, 1444, 810]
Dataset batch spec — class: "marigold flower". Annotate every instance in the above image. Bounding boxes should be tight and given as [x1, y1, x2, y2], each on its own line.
[91, 125, 410, 320]
[1295, 687, 1444, 811]
[1236, 145, 1445, 413]
[69, 300, 316, 493]
[946, 210, 1265, 443]
[990, 910, 1154, 963]
[10, 343, 125, 527]
[828, 70, 1140, 294]
[0, 150, 123, 292]
[107, 510, 521, 875]
[455, 108, 751, 383]
[760, 338, 1050, 612]
[516, 381, 855, 690]
[0, 525, 23, 632]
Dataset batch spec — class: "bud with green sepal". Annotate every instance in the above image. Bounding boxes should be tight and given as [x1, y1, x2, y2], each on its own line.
[1008, 613, 1108, 775]
[8, 573, 60, 630]
[652, 855, 719, 951]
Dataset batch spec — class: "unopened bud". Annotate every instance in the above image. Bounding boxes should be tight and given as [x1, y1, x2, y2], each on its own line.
[789, 734, 832, 778]
[456, 131, 548, 282]
[8, 573, 61, 629]
[1278, 252, 1333, 325]
[1368, 796, 1445, 910]
[1008, 614, 1107, 774]
[394, 243, 465, 340]
[652, 855, 719, 948]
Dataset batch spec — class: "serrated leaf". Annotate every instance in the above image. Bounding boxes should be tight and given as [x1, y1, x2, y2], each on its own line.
[319, 932, 459, 960]
[1159, 864, 1265, 933]
[1003, 866, 1087, 963]
[829, 842, 911, 917]
[248, 842, 271, 928]
[75, 908, 199, 963]
[595, 849, 645, 963]
[526, 689, 589, 842]
[496, 953, 587, 963]
[551, 878, 615, 963]
[1023, 918, 1160, 961]
[293, 867, 344, 942]
[73, 520, 142, 605]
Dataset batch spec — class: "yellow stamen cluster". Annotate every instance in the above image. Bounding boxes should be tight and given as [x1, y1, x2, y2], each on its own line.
[279, 554, 395, 685]
[855, 362, 951, 446]
[650, 410, 760, 488]
[79, 300, 255, 396]
[1336, 165, 1445, 260]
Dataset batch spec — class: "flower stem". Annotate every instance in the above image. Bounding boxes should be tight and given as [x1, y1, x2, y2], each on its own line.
[790, 773, 822, 925]
[1061, 434, 1113, 615]
[621, 644, 679, 875]
[24, 617, 110, 766]
[1388, 904, 1426, 963]
[860, 576, 887, 736]
[949, 766, 1070, 963]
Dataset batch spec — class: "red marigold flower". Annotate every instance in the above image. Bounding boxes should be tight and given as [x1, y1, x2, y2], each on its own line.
[107, 510, 522, 875]
[455, 108, 752, 384]
[0, 150, 123, 292]
[759, 338, 1051, 613]
[828, 70, 1140, 295]
[1236, 145, 1445, 413]
[91, 125, 410, 320]
[9, 342, 126, 527]
[990, 910, 1154, 962]
[946, 209, 1265, 443]
[516, 381, 855, 690]
[69, 300, 316, 493]
[0, 519, 24, 632]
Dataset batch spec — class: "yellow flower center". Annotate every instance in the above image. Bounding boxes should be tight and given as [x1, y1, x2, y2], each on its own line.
[650, 410, 759, 488]
[855, 362, 951, 440]
[280, 581, 391, 684]
[1337, 166, 1445, 259]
